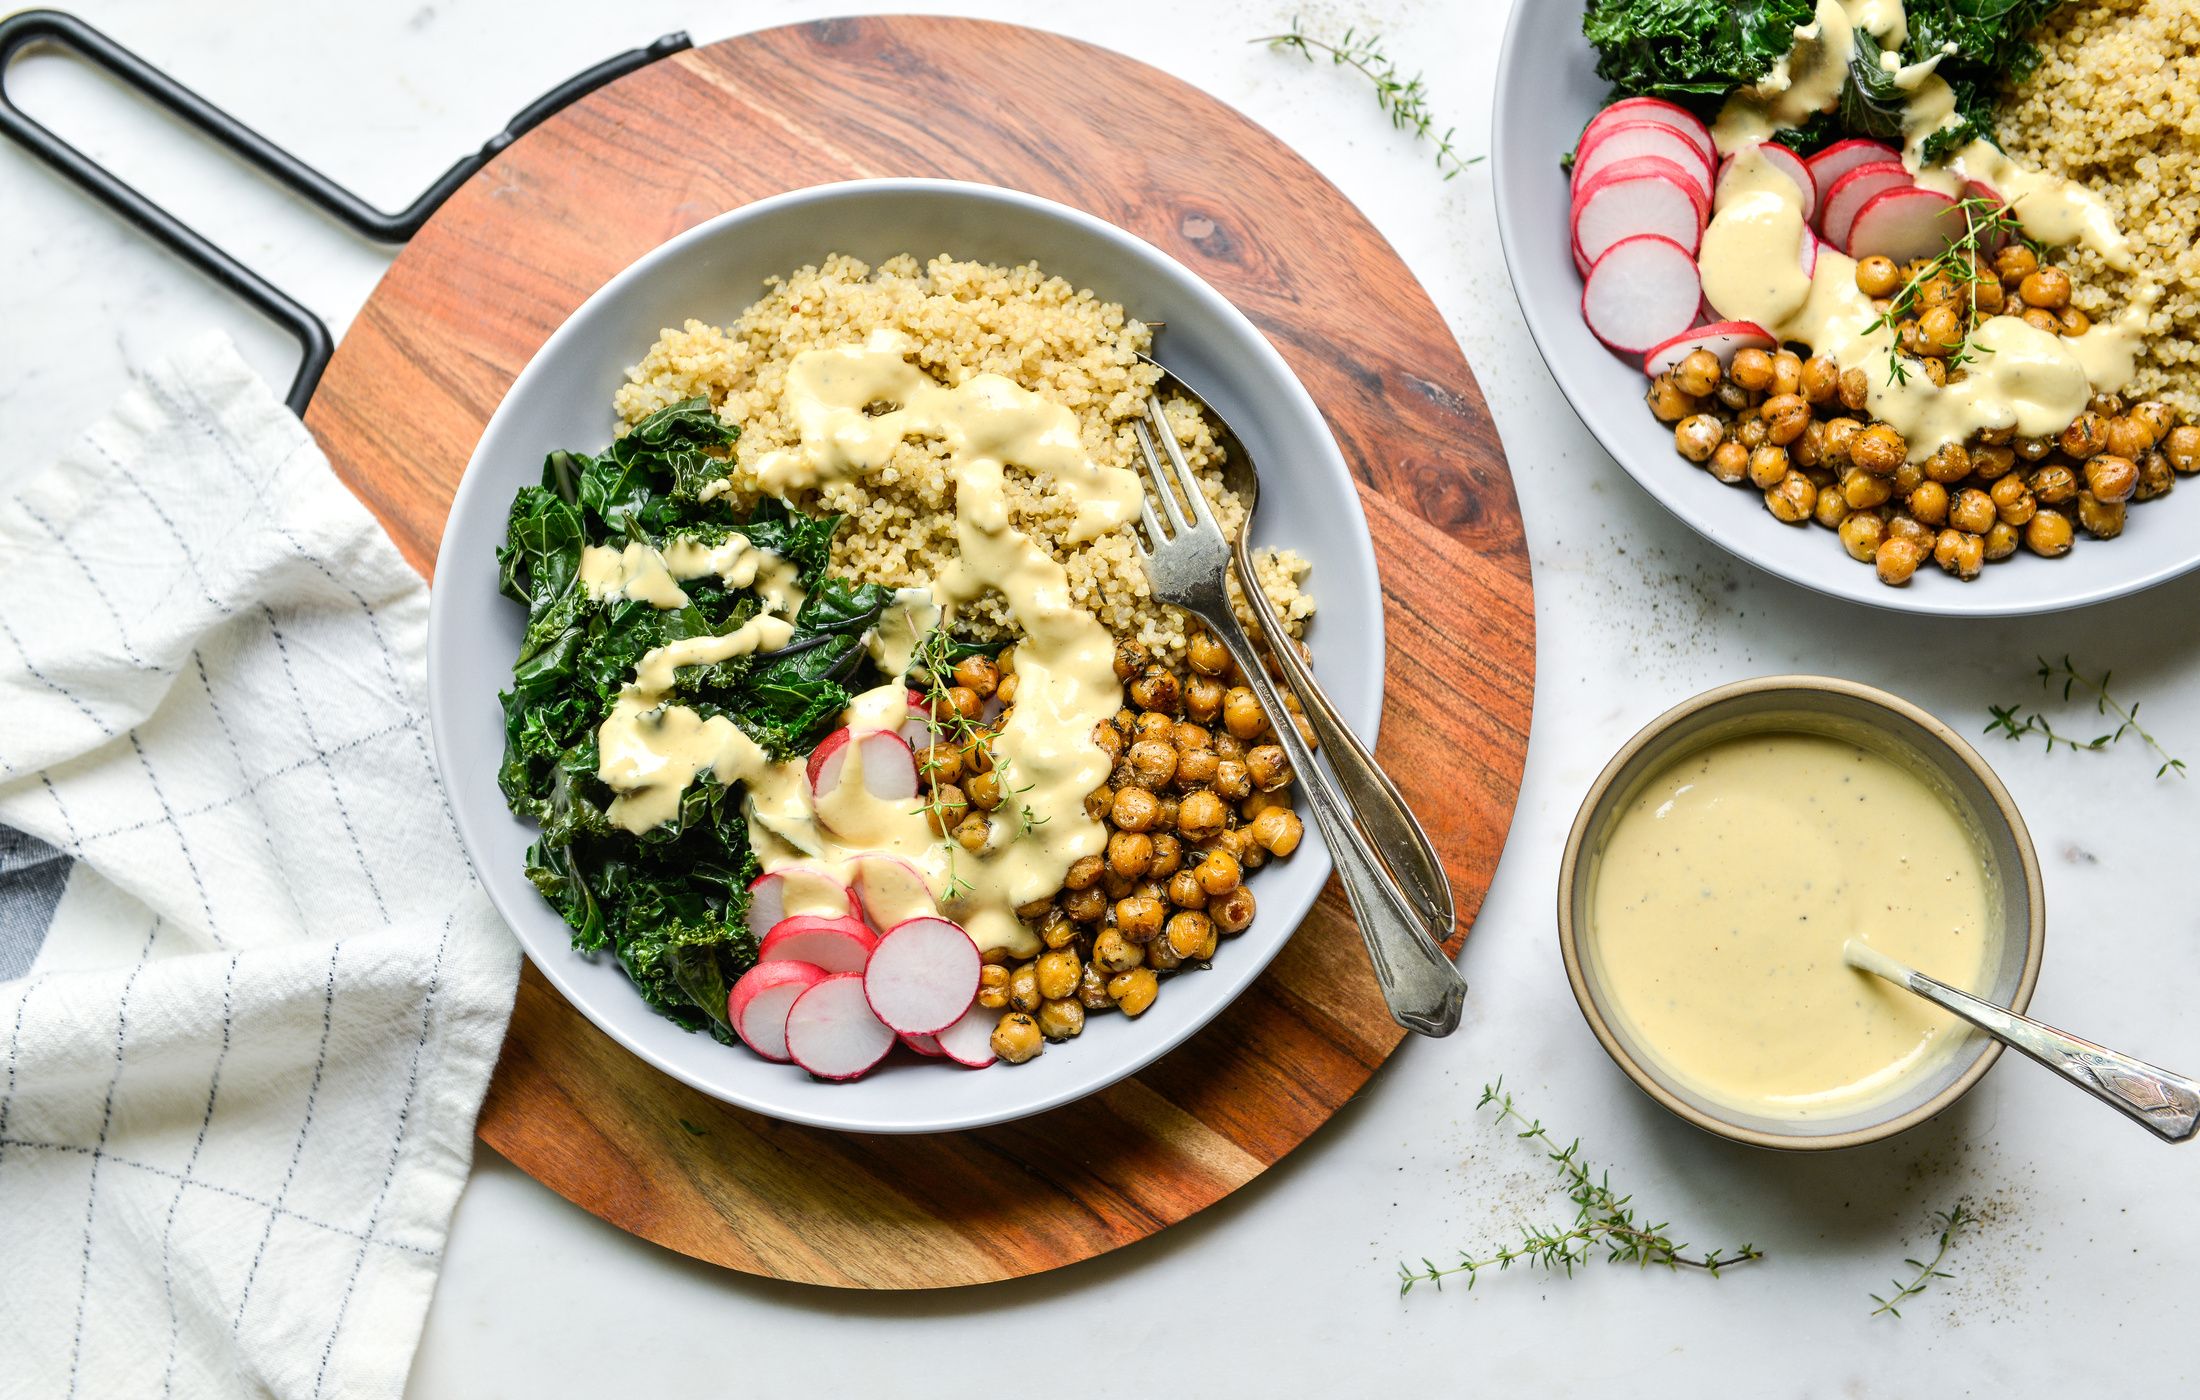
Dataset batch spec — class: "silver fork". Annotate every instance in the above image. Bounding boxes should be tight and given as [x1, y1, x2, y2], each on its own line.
[1131, 399, 1467, 1036]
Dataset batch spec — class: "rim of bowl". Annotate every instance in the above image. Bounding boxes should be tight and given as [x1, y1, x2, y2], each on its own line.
[425, 176, 1379, 1133]
[1555, 675, 2047, 1151]
[1488, 5, 2200, 620]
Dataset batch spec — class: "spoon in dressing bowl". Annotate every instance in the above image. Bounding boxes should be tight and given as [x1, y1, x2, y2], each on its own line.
[1844, 939, 2200, 1143]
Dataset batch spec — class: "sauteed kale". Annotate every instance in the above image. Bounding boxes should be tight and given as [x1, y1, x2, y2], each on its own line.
[494, 398, 892, 1039]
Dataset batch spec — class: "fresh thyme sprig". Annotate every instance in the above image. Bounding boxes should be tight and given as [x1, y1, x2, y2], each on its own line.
[1257, 18, 1484, 181]
[907, 629, 1046, 888]
[1863, 198, 2037, 388]
[1985, 654, 2187, 779]
[1397, 1080, 1763, 1295]
[1870, 1203, 1972, 1318]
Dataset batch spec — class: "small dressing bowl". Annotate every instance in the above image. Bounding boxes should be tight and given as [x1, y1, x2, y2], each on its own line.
[1557, 676, 2045, 1150]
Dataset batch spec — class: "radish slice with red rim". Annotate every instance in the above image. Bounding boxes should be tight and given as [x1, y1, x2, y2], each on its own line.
[1582, 234, 1704, 357]
[1571, 157, 1706, 270]
[784, 974, 897, 1081]
[1847, 187, 1966, 264]
[847, 853, 939, 931]
[1641, 321, 1778, 379]
[900, 1030, 945, 1058]
[1820, 162, 1914, 252]
[1580, 97, 1715, 169]
[745, 865, 861, 943]
[864, 915, 981, 1036]
[759, 914, 877, 974]
[934, 1003, 1000, 1069]
[1573, 120, 1713, 202]
[729, 960, 827, 1063]
[1806, 139, 1900, 204]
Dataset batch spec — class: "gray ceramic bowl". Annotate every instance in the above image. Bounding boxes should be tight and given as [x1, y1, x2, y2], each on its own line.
[1557, 677, 2045, 1149]
[426, 179, 1382, 1134]
[1491, 4, 2200, 617]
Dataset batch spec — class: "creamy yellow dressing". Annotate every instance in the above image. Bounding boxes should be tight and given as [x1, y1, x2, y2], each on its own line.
[578, 534, 805, 614]
[1588, 731, 1996, 1121]
[599, 330, 1133, 958]
[1701, 143, 2137, 459]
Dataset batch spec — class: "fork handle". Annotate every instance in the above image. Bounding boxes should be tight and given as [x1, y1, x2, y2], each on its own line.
[1232, 535, 1456, 940]
[1196, 602, 1466, 1036]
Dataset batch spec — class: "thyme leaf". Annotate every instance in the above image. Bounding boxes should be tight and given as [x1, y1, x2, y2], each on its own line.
[1257, 19, 1484, 181]
[1985, 654, 2186, 779]
[1870, 1202, 1972, 1318]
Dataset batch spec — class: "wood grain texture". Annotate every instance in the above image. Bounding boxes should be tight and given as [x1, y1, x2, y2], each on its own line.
[305, 17, 1534, 1289]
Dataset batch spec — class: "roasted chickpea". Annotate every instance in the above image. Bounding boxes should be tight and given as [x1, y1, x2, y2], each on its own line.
[1183, 675, 1225, 723]
[1083, 784, 1114, 824]
[2059, 306, 2092, 337]
[1187, 630, 1230, 676]
[2021, 306, 2062, 336]
[1675, 414, 1725, 462]
[2015, 433, 2056, 463]
[1163, 909, 1216, 961]
[1970, 443, 2017, 481]
[1851, 424, 1908, 475]
[1127, 738, 1177, 789]
[1673, 348, 1722, 398]
[953, 814, 992, 854]
[1923, 441, 1971, 484]
[1195, 850, 1243, 898]
[2076, 491, 2126, 539]
[1855, 255, 1902, 299]
[925, 783, 970, 836]
[1250, 806, 1304, 857]
[2085, 454, 2139, 504]
[1843, 468, 1894, 510]
[1112, 639, 1149, 682]
[1904, 480, 1948, 527]
[1113, 895, 1165, 944]
[1061, 854, 1105, 894]
[1149, 831, 1183, 879]
[1221, 687, 1267, 741]
[2025, 510, 2075, 557]
[1108, 967, 1159, 1016]
[1812, 481, 1851, 529]
[1875, 537, 1925, 586]
[1766, 471, 1817, 524]
[951, 655, 999, 699]
[1209, 885, 1257, 935]
[1177, 791, 1228, 843]
[1839, 511, 1887, 562]
[1760, 394, 1811, 447]
[2060, 412, 2107, 460]
[2130, 401, 2175, 443]
[917, 742, 964, 786]
[1166, 869, 1208, 911]
[1948, 487, 1996, 535]
[1972, 277, 2005, 316]
[1211, 732, 1246, 760]
[1077, 962, 1114, 1012]
[2163, 425, 2200, 474]
[1839, 367, 1871, 412]
[1982, 519, 2021, 561]
[1919, 356, 1950, 388]
[1133, 712, 1175, 746]
[1716, 380, 1752, 412]
[1035, 998, 1085, 1042]
[1245, 744, 1291, 792]
[2105, 415, 2156, 460]
[1821, 417, 1862, 464]
[1770, 350, 1804, 397]
[1091, 720, 1124, 762]
[977, 963, 1010, 1010]
[1932, 528, 1984, 581]
[965, 770, 1007, 813]
[1213, 758, 1253, 802]
[1109, 786, 1159, 834]
[1917, 305, 1964, 355]
[1799, 354, 1840, 405]
[1175, 747, 1221, 790]
[991, 1012, 1043, 1063]
[1746, 444, 1789, 490]
[1091, 926, 1142, 974]
[2137, 450, 2176, 501]
[1008, 964, 1042, 1014]
[1107, 829, 1155, 879]
[1128, 666, 1180, 713]
[1032, 949, 1079, 1003]
[1172, 721, 1212, 752]
[1729, 347, 1775, 392]
[1708, 439, 1751, 485]
[1063, 884, 1108, 924]
[2030, 462, 2079, 506]
[1994, 243, 2039, 284]
[2018, 266, 2071, 310]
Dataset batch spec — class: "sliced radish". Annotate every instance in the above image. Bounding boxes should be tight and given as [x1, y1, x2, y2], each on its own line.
[934, 1003, 1000, 1069]
[863, 916, 981, 1036]
[900, 1031, 945, 1058]
[1582, 235, 1703, 357]
[897, 688, 934, 749]
[1573, 120, 1714, 202]
[1641, 321, 1778, 379]
[1799, 225, 1821, 277]
[1570, 157, 1706, 269]
[1963, 180, 2012, 252]
[1821, 162, 1914, 252]
[784, 974, 897, 1081]
[848, 853, 939, 931]
[745, 865, 861, 942]
[1581, 96, 1714, 170]
[1847, 187, 1965, 264]
[1718, 144, 1816, 223]
[1806, 139, 1901, 204]
[729, 960, 827, 1062]
[807, 727, 918, 804]
[759, 914, 878, 974]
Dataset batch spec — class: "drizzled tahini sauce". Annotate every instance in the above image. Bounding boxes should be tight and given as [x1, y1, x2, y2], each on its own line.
[1701, 2, 2145, 458]
[598, 330, 1136, 958]
[596, 611, 795, 833]
[579, 534, 806, 616]
[1589, 731, 1997, 1121]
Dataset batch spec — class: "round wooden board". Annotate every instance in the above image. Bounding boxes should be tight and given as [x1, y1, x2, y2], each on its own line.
[306, 16, 1534, 1289]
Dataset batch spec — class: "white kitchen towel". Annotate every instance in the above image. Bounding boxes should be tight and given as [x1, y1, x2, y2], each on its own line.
[0, 331, 518, 1399]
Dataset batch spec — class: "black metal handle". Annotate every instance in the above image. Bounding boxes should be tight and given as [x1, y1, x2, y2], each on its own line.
[0, 9, 690, 413]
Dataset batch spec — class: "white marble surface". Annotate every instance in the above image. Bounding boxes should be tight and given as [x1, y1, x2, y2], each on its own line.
[5, 1, 2196, 1394]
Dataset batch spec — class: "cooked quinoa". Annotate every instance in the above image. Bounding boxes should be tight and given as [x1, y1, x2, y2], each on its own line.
[2000, 0, 2200, 419]
[612, 253, 1313, 657]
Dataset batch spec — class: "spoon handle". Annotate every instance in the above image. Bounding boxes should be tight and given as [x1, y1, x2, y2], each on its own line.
[1232, 534, 1457, 940]
[1197, 598, 1466, 1036]
[1893, 966, 2200, 1143]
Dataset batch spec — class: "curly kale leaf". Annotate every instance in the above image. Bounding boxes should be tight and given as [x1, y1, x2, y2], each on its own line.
[738, 496, 842, 585]
[1582, 0, 1815, 105]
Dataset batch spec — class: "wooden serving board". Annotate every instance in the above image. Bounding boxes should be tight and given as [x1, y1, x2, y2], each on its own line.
[306, 17, 1534, 1288]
